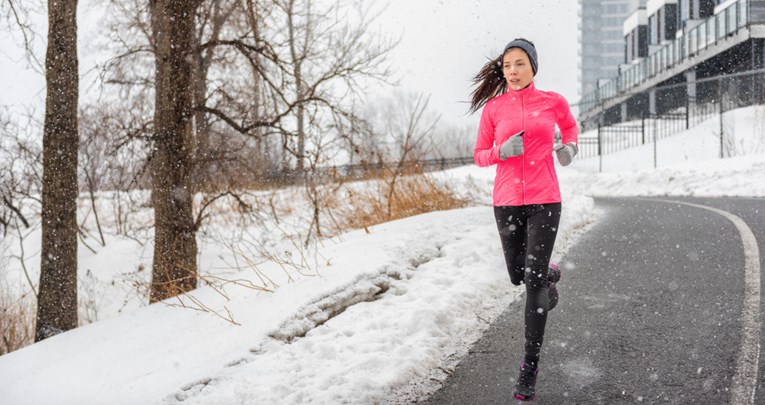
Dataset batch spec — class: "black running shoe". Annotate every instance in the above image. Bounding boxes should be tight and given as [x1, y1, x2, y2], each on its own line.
[548, 263, 561, 311]
[513, 361, 538, 401]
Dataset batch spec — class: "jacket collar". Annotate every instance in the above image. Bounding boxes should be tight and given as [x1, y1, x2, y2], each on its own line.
[508, 81, 536, 96]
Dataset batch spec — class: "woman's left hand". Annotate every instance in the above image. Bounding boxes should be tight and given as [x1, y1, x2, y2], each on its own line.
[553, 143, 578, 166]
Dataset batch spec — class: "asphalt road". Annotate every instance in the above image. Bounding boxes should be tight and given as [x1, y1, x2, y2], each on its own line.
[424, 197, 765, 405]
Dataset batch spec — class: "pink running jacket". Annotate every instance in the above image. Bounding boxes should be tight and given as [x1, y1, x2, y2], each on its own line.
[474, 82, 578, 206]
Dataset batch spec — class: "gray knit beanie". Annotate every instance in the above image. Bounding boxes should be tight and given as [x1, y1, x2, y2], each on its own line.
[503, 38, 538, 76]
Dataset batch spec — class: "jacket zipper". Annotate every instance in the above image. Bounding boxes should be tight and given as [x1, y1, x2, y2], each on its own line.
[521, 90, 526, 205]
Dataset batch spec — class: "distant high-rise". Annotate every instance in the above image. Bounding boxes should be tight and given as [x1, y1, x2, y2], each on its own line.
[579, 0, 645, 100]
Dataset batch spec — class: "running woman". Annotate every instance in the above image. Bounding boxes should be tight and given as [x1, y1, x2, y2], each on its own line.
[470, 38, 578, 401]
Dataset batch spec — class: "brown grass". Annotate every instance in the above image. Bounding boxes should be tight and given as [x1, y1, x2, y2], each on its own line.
[343, 173, 473, 231]
[0, 286, 35, 355]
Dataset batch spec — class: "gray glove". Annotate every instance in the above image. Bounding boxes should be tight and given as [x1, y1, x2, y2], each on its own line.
[499, 130, 524, 160]
[553, 143, 578, 166]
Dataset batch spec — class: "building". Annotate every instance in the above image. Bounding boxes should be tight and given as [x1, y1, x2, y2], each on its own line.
[579, 0, 765, 127]
[579, 0, 641, 98]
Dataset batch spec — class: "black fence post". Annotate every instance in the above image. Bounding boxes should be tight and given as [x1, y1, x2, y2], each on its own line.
[719, 96, 724, 159]
[653, 117, 658, 169]
[597, 123, 603, 173]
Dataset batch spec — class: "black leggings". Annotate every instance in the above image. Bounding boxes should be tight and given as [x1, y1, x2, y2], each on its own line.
[494, 203, 561, 366]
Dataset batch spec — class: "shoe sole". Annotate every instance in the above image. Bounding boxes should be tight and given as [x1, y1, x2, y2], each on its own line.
[514, 393, 536, 401]
[548, 263, 561, 311]
[548, 284, 559, 311]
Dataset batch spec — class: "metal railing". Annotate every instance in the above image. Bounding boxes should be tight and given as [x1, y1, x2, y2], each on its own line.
[332, 156, 475, 179]
[259, 156, 477, 185]
[577, 70, 765, 166]
[578, 112, 687, 160]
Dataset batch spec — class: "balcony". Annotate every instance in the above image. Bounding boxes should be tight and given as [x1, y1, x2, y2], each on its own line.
[579, 0, 760, 120]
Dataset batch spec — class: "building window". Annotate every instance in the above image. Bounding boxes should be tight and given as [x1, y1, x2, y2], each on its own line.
[657, 9, 664, 43]
[665, 4, 678, 40]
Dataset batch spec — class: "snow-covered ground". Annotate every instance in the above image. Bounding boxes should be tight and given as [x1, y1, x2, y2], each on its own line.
[562, 105, 765, 197]
[0, 106, 764, 405]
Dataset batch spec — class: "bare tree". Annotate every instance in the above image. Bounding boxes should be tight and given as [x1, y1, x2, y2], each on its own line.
[195, 0, 395, 175]
[1, 0, 45, 72]
[78, 105, 117, 247]
[0, 110, 42, 236]
[35, 0, 79, 342]
[282, 0, 309, 171]
[86, 0, 396, 303]
[147, 0, 204, 302]
[0, 2, 44, 238]
[381, 93, 438, 218]
[363, 91, 440, 217]
[427, 123, 475, 160]
[244, 0, 397, 241]
[272, 0, 396, 172]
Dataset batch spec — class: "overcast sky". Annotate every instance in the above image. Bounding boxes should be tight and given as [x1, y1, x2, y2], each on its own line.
[0, 0, 580, 129]
[372, 0, 580, 127]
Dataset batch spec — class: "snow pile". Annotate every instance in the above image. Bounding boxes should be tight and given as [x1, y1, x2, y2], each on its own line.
[169, 208, 518, 405]
[0, 201, 596, 405]
[562, 153, 765, 197]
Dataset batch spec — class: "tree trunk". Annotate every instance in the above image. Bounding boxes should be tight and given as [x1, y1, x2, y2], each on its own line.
[246, 0, 265, 177]
[287, 0, 306, 172]
[149, 0, 202, 303]
[36, 0, 79, 342]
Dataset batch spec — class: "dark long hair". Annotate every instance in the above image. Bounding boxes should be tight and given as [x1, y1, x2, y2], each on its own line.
[468, 55, 505, 114]
[469, 38, 536, 113]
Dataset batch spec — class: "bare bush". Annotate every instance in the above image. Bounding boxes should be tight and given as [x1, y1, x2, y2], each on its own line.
[313, 91, 473, 234]
[0, 282, 36, 355]
[0, 226, 36, 355]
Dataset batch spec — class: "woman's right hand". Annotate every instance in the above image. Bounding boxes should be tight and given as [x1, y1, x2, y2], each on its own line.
[499, 130, 524, 160]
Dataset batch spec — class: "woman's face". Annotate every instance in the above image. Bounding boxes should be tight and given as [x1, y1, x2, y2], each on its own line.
[502, 48, 534, 91]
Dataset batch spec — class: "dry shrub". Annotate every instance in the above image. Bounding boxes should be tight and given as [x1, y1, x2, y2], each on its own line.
[344, 173, 472, 230]
[0, 286, 36, 355]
